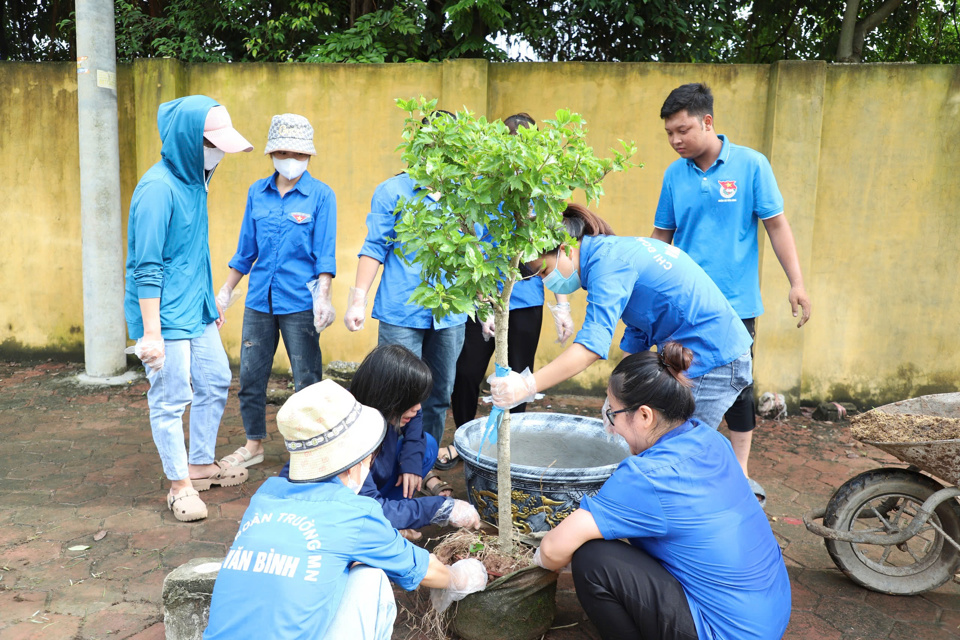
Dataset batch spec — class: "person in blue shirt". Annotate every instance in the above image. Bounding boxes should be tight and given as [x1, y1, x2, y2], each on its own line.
[449, 112, 574, 465]
[651, 83, 811, 493]
[534, 343, 791, 640]
[124, 96, 253, 522]
[203, 380, 487, 640]
[344, 111, 466, 490]
[491, 204, 753, 438]
[215, 114, 337, 472]
[351, 344, 481, 538]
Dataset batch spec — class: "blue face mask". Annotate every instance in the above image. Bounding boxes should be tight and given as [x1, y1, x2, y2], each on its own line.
[542, 252, 581, 294]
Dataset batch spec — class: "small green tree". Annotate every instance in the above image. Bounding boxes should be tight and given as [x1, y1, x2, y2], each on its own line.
[394, 97, 636, 554]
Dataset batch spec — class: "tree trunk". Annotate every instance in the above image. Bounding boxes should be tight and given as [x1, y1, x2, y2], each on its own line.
[494, 261, 519, 556]
[837, 0, 862, 61]
[837, 0, 907, 62]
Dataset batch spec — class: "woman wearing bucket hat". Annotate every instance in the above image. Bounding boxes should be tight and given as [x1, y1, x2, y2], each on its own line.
[215, 114, 337, 472]
[203, 380, 488, 640]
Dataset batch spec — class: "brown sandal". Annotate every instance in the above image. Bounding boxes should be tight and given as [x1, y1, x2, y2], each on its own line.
[191, 462, 248, 491]
[420, 471, 453, 497]
[167, 488, 208, 522]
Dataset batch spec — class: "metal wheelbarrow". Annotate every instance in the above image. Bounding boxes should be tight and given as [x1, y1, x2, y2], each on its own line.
[803, 392, 960, 595]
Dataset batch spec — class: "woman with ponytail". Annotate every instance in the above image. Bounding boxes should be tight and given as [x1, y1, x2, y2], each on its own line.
[490, 203, 759, 483]
[533, 344, 791, 640]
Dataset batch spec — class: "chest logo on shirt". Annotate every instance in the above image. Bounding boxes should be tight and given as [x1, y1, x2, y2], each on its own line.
[718, 180, 737, 199]
[290, 212, 311, 224]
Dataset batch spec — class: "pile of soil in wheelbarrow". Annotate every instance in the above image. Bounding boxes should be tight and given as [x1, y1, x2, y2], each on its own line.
[851, 411, 960, 443]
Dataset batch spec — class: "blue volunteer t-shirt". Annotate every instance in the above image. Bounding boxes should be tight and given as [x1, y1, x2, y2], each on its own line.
[574, 235, 752, 378]
[204, 477, 429, 640]
[359, 173, 467, 330]
[228, 171, 337, 315]
[581, 420, 791, 640]
[653, 135, 784, 318]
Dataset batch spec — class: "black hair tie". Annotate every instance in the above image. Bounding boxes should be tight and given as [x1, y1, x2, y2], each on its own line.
[658, 350, 673, 370]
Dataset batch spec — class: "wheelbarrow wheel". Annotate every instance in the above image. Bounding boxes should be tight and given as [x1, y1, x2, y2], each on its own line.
[823, 468, 960, 595]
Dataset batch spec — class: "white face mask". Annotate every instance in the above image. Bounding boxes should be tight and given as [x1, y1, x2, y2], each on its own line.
[274, 157, 309, 181]
[345, 458, 371, 494]
[204, 146, 225, 171]
[602, 398, 615, 435]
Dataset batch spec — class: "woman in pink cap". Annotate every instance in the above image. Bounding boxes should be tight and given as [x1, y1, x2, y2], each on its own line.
[215, 114, 337, 472]
[125, 96, 253, 522]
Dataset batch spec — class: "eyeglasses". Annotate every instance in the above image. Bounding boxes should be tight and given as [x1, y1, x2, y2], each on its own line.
[604, 406, 632, 425]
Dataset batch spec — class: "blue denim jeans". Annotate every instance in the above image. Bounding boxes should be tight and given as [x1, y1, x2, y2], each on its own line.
[689, 351, 753, 430]
[378, 322, 466, 444]
[144, 322, 231, 480]
[238, 308, 323, 440]
[321, 565, 396, 640]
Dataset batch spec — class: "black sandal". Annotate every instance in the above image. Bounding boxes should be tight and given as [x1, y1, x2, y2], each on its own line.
[433, 444, 460, 471]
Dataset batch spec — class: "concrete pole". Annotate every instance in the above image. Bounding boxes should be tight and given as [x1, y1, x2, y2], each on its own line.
[76, 0, 127, 377]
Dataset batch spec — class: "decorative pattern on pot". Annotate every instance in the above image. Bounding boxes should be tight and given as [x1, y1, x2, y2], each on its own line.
[454, 413, 630, 533]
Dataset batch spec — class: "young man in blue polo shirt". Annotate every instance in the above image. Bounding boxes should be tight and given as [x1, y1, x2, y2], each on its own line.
[650, 83, 812, 496]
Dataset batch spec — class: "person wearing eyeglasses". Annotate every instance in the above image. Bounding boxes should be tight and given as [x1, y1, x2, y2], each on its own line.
[532, 343, 790, 640]
[491, 205, 754, 463]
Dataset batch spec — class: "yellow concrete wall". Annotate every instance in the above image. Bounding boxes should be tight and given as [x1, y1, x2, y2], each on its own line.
[1, 59, 958, 406]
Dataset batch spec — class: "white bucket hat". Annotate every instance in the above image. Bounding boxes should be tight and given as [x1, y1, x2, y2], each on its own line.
[277, 380, 386, 482]
[264, 113, 317, 156]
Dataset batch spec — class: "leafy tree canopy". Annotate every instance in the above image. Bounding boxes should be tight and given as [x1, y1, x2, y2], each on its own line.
[3, 0, 959, 63]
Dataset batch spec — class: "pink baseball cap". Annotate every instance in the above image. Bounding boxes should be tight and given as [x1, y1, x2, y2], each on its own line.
[203, 106, 253, 153]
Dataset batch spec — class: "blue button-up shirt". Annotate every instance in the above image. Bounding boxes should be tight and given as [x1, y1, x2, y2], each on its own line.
[228, 171, 337, 315]
[360, 173, 466, 330]
[574, 235, 752, 379]
[654, 135, 784, 319]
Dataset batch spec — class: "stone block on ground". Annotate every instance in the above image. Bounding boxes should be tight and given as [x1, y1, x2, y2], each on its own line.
[161, 557, 223, 640]
[323, 360, 359, 388]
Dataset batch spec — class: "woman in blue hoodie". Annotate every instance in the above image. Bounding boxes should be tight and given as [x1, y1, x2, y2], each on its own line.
[124, 96, 253, 522]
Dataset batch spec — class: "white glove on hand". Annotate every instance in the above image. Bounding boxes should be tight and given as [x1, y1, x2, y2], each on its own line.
[448, 500, 482, 529]
[126, 338, 165, 371]
[547, 301, 574, 346]
[479, 316, 495, 342]
[307, 276, 335, 333]
[488, 368, 537, 410]
[343, 287, 368, 332]
[215, 283, 234, 312]
[533, 547, 547, 570]
[430, 558, 488, 613]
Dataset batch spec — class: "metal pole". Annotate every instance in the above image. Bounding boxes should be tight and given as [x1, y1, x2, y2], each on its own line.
[76, 0, 127, 377]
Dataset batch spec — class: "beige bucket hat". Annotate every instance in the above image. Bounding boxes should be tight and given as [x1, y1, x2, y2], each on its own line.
[277, 380, 386, 482]
[264, 113, 317, 156]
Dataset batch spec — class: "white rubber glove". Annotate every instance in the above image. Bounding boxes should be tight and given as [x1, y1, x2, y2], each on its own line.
[533, 547, 547, 570]
[488, 368, 537, 410]
[448, 500, 482, 529]
[215, 283, 233, 311]
[547, 301, 574, 346]
[343, 287, 368, 332]
[307, 275, 335, 333]
[430, 558, 488, 613]
[126, 338, 165, 371]
[479, 316, 495, 342]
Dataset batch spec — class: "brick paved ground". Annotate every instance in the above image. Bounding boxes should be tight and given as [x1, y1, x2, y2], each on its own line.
[1, 359, 959, 639]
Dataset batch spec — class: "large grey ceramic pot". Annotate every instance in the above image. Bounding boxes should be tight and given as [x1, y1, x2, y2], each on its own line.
[453, 412, 630, 534]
